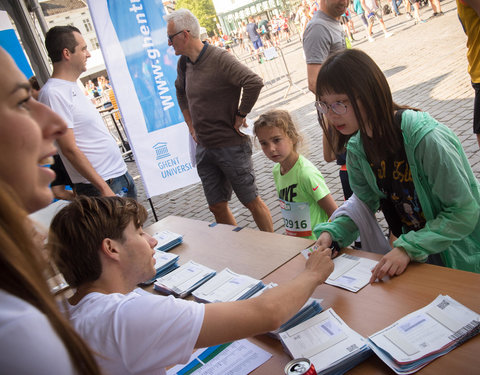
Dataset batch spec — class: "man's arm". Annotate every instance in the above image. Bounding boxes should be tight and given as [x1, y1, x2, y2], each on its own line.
[195, 248, 333, 348]
[223, 52, 264, 116]
[181, 108, 197, 143]
[322, 122, 336, 162]
[57, 129, 115, 196]
[307, 63, 322, 94]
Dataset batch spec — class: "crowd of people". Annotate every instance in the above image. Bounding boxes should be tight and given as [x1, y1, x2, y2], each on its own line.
[0, 1, 479, 374]
[84, 75, 111, 99]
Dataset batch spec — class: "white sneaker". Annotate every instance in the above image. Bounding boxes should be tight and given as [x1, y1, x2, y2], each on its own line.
[368, 36, 374, 42]
[384, 32, 393, 38]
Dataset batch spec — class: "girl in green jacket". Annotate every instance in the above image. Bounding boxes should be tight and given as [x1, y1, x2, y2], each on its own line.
[313, 49, 480, 282]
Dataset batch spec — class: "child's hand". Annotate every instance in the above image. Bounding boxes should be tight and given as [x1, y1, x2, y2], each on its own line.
[313, 231, 333, 251]
[369, 247, 411, 284]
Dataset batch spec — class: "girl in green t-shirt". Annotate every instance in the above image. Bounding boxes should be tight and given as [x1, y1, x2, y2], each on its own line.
[254, 109, 337, 240]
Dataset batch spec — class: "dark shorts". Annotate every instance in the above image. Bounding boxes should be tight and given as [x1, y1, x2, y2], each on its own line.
[73, 172, 137, 199]
[472, 81, 480, 134]
[196, 142, 258, 206]
[252, 38, 263, 50]
[50, 155, 72, 186]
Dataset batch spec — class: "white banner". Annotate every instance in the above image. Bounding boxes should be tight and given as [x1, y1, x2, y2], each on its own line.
[87, 0, 199, 198]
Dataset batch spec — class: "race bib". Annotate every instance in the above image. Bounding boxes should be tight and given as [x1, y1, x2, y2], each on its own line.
[279, 199, 312, 237]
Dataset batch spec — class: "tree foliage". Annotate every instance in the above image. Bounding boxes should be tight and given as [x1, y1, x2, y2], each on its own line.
[175, 0, 217, 35]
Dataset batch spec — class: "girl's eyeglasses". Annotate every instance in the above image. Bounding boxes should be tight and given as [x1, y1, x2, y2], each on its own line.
[315, 100, 349, 115]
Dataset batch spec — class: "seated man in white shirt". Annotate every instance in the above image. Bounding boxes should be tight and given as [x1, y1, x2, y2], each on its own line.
[49, 196, 333, 375]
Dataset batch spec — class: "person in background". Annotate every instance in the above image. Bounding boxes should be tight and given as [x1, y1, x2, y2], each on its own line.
[169, 9, 273, 232]
[303, 0, 348, 94]
[457, 0, 480, 148]
[360, 0, 393, 42]
[28, 75, 41, 99]
[246, 16, 264, 62]
[49, 195, 334, 375]
[0, 46, 101, 374]
[428, 0, 444, 17]
[254, 109, 337, 239]
[313, 49, 480, 282]
[39, 25, 136, 199]
[50, 154, 75, 201]
[28, 75, 75, 201]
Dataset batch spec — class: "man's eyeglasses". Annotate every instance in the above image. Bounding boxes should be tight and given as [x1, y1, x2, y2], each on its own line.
[315, 100, 349, 115]
[168, 29, 189, 43]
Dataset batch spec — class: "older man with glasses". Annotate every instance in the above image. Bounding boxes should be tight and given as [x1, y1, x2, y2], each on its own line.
[166, 9, 273, 232]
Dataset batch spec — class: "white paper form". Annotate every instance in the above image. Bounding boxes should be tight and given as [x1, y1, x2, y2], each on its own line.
[153, 250, 179, 268]
[166, 339, 271, 375]
[325, 253, 378, 292]
[154, 260, 215, 296]
[192, 268, 263, 303]
[369, 295, 480, 364]
[280, 308, 368, 373]
[153, 230, 183, 251]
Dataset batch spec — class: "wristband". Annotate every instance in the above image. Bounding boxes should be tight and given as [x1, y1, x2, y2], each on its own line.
[330, 241, 341, 253]
[236, 110, 247, 118]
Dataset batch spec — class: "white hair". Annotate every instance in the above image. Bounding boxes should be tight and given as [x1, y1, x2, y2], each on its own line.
[165, 9, 200, 39]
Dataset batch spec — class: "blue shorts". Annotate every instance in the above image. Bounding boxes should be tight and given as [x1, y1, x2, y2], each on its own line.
[196, 142, 258, 206]
[252, 38, 263, 50]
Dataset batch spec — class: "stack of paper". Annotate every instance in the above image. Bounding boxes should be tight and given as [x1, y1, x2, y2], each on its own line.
[153, 230, 183, 252]
[280, 308, 371, 374]
[192, 268, 265, 303]
[270, 298, 324, 338]
[249, 282, 325, 339]
[368, 295, 480, 374]
[325, 253, 378, 292]
[140, 250, 179, 285]
[154, 260, 216, 298]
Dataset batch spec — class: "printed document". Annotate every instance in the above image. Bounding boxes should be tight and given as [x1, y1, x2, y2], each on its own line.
[368, 295, 480, 374]
[166, 339, 271, 375]
[325, 253, 378, 292]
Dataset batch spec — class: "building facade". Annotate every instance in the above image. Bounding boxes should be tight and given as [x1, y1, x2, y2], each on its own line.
[213, 0, 296, 35]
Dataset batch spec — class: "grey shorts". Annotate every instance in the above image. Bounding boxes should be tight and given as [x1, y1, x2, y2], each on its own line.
[196, 142, 258, 206]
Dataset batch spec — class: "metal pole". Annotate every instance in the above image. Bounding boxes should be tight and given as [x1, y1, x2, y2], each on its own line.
[148, 198, 159, 222]
[0, 0, 51, 85]
[277, 46, 306, 98]
[27, 0, 48, 36]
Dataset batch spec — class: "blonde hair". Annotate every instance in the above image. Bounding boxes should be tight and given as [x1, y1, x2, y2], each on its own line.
[253, 109, 303, 151]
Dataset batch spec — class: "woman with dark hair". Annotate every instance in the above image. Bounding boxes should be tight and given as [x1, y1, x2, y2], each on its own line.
[313, 48, 480, 282]
[0, 47, 101, 374]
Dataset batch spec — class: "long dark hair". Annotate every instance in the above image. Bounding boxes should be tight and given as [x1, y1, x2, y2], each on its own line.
[0, 181, 102, 374]
[316, 49, 415, 164]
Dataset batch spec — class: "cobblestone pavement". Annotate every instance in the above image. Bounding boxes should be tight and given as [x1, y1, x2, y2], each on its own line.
[128, 0, 479, 231]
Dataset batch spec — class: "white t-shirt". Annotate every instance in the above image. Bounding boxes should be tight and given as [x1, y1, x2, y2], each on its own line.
[0, 289, 76, 374]
[39, 78, 127, 184]
[67, 289, 205, 375]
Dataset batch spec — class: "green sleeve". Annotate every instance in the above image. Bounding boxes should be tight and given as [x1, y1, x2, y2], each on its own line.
[395, 122, 480, 261]
[313, 140, 381, 247]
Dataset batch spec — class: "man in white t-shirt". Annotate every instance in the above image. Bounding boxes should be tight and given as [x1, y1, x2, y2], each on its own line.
[39, 26, 136, 198]
[49, 196, 333, 375]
